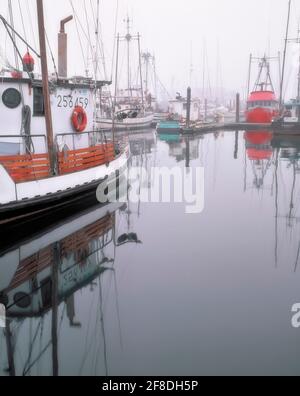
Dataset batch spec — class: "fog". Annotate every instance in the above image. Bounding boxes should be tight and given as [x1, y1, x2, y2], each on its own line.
[0, 0, 300, 101]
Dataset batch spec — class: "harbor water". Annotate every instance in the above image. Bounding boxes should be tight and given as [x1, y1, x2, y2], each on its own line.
[1, 129, 300, 376]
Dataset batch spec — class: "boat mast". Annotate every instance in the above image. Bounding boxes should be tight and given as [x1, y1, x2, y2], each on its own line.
[247, 53, 252, 97]
[137, 33, 145, 112]
[112, 34, 120, 147]
[125, 17, 132, 98]
[279, 0, 292, 108]
[36, 0, 55, 175]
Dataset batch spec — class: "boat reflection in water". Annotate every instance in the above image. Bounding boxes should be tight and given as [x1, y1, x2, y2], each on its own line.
[244, 130, 300, 270]
[0, 197, 141, 376]
[158, 133, 201, 164]
[244, 130, 274, 190]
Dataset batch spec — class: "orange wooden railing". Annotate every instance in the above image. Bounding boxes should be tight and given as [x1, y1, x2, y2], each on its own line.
[58, 143, 115, 175]
[0, 153, 50, 183]
[0, 143, 116, 183]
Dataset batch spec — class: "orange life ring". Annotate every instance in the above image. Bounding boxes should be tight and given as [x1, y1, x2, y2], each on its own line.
[72, 106, 88, 132]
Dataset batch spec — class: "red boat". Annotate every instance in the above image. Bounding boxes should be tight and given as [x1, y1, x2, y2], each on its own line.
[246, 56, 279, 123]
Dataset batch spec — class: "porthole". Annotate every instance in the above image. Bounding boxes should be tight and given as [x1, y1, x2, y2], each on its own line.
[2, 88, 22, 109]
[14, 292, 31, 309]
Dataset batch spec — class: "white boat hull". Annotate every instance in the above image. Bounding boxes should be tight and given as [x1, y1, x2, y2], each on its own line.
[97, 114, 154, 131]
[0, 150, 129, 223]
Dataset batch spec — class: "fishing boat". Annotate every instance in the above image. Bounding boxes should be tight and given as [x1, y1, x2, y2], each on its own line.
[246, 56, 280, 123]
[96, 18, 154, 132]
[0, 2, 130, 225]
[168, 93, 202, 125]
[272, 100, 300, 131]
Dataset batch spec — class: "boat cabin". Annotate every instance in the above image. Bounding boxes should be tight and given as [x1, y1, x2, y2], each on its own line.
[0, 67, 109, 156]
[246, 91, 279, 111]
[282, 99, 300, 123]
[168, 94, 201, 122]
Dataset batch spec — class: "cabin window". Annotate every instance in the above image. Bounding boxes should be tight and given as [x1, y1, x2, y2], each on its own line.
[2, 88, 22, 109]
[33, 87, 45, 116]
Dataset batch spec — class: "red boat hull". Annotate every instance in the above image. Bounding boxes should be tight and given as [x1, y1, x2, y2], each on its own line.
[246, 107, 278, 124]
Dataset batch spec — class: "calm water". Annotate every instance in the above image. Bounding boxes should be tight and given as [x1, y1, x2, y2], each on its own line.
[1, 129, 300, 376]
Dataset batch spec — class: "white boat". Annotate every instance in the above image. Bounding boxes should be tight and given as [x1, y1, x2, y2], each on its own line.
[96, 18, 154, 132]
[97, 111, 154, 131]
[272, 100, 300, 131]
[0, 2, 130, 224]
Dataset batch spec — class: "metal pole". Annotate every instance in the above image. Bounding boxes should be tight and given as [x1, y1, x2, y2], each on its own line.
[247, 53, 252, 97]
[186, 87, 191, 128]
[137, 33, 145, 112]
[126, 17, 131, 97]
[36, 0, 55, 175]
[280, 0, 292, 108]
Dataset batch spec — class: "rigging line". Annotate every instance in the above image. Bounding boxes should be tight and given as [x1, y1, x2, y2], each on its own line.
[7, 0, 19, 70]
[45, 30, 58, 79]
[69, 0, 88, 73]
[294, 241, 300, 272]
[89, 0, 108, 81]
[83, 0, 93, 76]
[111, 0, 119, 82]
[25, 1, 38, 50]
[17, 0, 28, 50]
[22, 321, 42, 376]
[95, 0, 100, 81]
[0, 15, 40, 58]
[6, 0, 27, 114]
[23, 341, 52, 376]
[87, 0, 107, 81]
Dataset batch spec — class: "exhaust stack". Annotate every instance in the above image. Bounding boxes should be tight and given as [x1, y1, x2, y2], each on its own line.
[58, 16, 73, 78]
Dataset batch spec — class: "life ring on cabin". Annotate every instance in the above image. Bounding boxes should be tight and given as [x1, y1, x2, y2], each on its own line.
[71, 106, 88, 132]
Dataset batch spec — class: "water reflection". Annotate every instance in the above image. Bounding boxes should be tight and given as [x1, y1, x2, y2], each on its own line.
[244, 130, 273, 190]
[0, 199, 142, 376]
[2, 130, 300, 376]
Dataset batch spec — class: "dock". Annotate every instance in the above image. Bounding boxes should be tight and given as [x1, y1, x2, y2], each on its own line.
[181, 122, 300, 136]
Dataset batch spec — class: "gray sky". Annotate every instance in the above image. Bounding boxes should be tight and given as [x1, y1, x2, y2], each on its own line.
[1, 0, 300, 101]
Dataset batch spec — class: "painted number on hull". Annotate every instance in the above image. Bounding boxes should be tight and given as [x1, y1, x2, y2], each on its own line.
[57, 95, 89, 109]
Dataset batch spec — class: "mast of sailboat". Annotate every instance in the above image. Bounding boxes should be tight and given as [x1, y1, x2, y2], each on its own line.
[36, 0, 55, 175]
[125, 17, 131, 98]
[279, 0, 292, 109]
[137, 33, 145, 112]
[112, 33, 120, 147]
